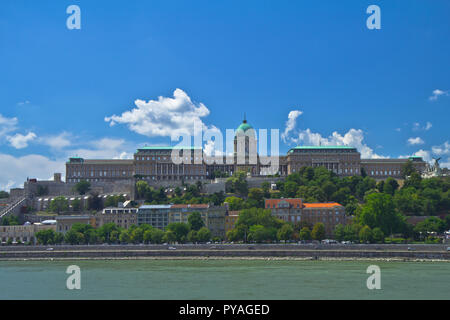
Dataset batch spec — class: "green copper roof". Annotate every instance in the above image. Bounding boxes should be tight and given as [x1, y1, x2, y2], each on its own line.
[289, 146, 356, 152]
[292, 146, 355, 149]
[236, 120, 254, 133]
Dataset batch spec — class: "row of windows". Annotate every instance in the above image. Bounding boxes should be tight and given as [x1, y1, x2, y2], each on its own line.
[369, 170, 400, 176]
[136, 156, 203, 162]
[70, 170, 130, 177]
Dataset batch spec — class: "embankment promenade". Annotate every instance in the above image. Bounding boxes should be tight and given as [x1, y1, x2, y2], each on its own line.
[1, 243, 449, 261]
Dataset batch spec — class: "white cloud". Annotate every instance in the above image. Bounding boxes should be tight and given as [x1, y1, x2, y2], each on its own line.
[66, 138, 134, 159]
[6, 132, 37, 149]
[412, 121, 432, 131]
[39, 132, 72, 149]
[282, 111, 384, 159]
[17, 100, 30, 106]
[432, 141, 450, 156]
[413, 149, 432, 162]
[429, 89, 448, 101]
[0, 114, 18, 139]
[395, 128, 401, 132]
[105, 89, 213, 139]
[0, 153, 65, 191]
[281, 110, 302, 142]
[407, 137, 424, 146]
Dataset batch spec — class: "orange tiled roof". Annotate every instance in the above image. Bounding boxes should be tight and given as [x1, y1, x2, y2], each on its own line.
[265, 198, 303, 208]
[303, 202, 342, 208]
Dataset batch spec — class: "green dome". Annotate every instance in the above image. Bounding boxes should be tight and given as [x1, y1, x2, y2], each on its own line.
[236, 120, 253, 133]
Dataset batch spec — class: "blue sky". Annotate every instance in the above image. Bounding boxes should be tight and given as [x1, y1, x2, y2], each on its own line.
[0, 0, 449, 190]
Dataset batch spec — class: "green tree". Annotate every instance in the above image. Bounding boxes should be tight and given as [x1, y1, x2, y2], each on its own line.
[283, 181, 298, 198]
[247, 225, 276, 243]
[64, 230, 84, 245]
[197, 227, 212, 243]
[130, 227, 144, 244]
[73, 180, 91, 195]
[311, 223, 325, 241]
[35, 229, 57, 245]
[334, 224, 345, 242]
[187, 212, 204, 231]
[187, 230, 198, 243]
[119, 230, 130, 244]
[358, 193, 405, 236]
[414, 217, 446, 235]
[163, 230, 177, 243]
[401, 160, 416, 178]
[359, 225, 373, 243]
[226, 171, 248, 196]
[372, 227, 384, 243]
[383, 177, 399, 196]
[277, 224, 294, 241]
[224, 196, 245, 211]
[167, 223, 190, 242]
[247, 188, 265, 208]
[136, 180, 150, 199]
[49, 196, 69, 214]
[54, 232, 64, 244]
[150, 228, 165, 244]
[299, 227, 311, 241]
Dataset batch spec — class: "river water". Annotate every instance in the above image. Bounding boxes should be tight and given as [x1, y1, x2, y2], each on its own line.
[0, 259, 448, 299]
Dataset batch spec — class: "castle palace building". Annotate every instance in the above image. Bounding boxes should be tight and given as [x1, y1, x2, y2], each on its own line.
[66, 118, 426, 184]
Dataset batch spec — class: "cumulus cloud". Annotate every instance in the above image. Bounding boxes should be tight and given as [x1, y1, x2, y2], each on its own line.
[105, 89, 214, 139]
[0, 114, 18, 139]
[400, 141, 450, 168]
[0, 153, 65, 191]
[407, 137, 425, 146]
[39, 132, 72, 149]
[412, 121, 432, 131]
[413, 149, 432, 162]
[6, 132, 37, 149]
[66, 138, 134, 159]
[429, 89, 448, 101]
[432, 141, 450, 156]
[282, 111, 384, 159]
[281, 110, 302, 142]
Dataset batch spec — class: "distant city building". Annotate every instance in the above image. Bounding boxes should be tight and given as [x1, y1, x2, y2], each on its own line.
[137, 204, 227, 238]
[56, 215, 95, 234]
[0, 224, 56, 244]
[225, 211, 240, 234]
[65, 118, 427, 185]
[265, 198, 349, 237]
[95, 207, 138, 229]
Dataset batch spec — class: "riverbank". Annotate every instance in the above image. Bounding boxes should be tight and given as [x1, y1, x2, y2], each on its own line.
[1, 243, 449, 261]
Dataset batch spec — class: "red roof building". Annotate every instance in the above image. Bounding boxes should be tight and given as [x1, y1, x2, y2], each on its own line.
[265, 198, 349, 237]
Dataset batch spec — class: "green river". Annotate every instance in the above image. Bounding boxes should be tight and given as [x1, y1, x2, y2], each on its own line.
[0, 259, 449, 299]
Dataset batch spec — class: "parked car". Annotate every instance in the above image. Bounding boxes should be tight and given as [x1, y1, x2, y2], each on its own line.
[168, 246, 177, 250]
